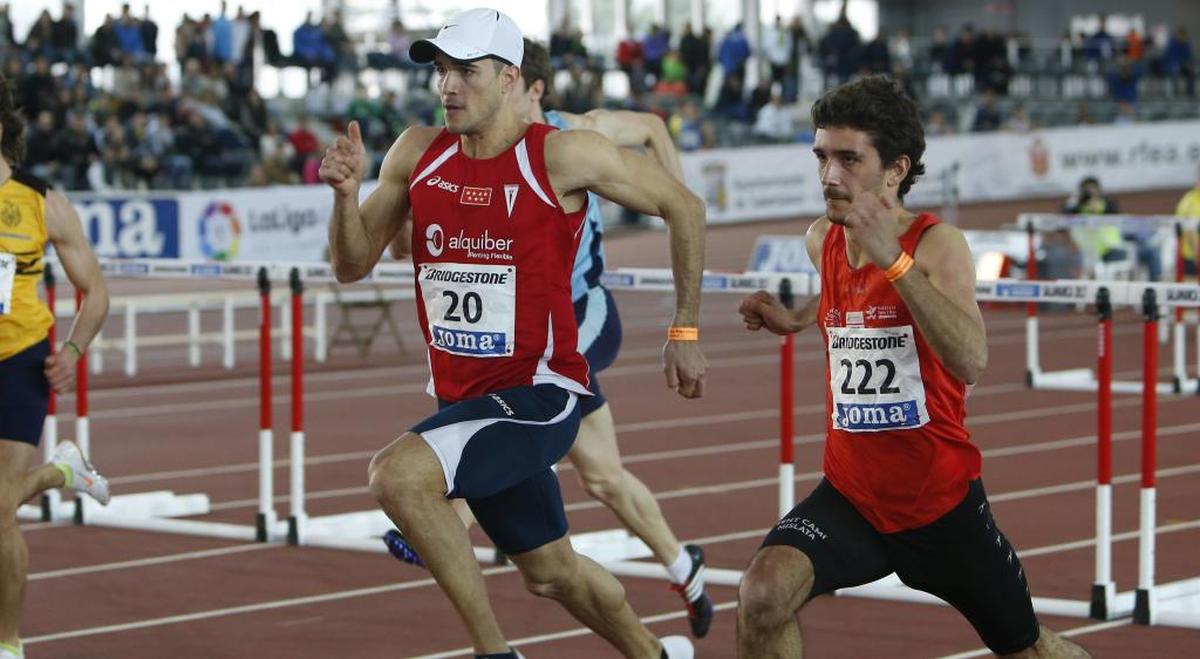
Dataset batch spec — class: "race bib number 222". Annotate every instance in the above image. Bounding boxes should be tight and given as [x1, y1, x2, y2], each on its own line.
[828, 325, 929, 432]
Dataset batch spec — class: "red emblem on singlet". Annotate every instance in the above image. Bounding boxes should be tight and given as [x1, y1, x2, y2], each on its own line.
[461, 186, 493, 206]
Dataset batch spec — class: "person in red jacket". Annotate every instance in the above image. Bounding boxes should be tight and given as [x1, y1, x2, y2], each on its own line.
[736, 75, 1090, 658]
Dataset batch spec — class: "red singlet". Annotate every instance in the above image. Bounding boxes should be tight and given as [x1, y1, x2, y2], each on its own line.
[817, 213, 982, 532]
[407, 123, 590, 402]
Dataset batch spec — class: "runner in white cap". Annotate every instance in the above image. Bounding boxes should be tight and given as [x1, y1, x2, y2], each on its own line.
[321, 8, 706, 659]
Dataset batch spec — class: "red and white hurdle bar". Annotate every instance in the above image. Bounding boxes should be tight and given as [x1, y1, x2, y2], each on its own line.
[1020, 214, 1200, 395]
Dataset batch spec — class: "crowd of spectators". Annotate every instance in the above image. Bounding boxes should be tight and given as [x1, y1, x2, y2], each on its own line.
[0, 2, 1196, 192]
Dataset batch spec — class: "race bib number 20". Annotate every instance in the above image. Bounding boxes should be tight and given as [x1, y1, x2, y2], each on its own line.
[828, 325, 929, 432]
[420, 262, 516, 357]
[0, 253, 15, 315]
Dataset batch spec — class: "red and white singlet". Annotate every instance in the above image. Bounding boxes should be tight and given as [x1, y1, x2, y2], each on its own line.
[817, 213, 982, 532]
[407, 123, 590, 402]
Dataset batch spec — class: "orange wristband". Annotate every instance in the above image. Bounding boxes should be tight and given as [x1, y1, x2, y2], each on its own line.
[667, 326, 699, 341]
[883, 251, 914, 283]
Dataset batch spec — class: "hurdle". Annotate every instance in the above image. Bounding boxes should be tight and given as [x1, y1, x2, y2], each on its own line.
[1019, 214, 1200, 395]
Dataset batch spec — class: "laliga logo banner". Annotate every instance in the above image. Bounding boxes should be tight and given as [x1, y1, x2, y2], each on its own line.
[198, 201, 242, 261]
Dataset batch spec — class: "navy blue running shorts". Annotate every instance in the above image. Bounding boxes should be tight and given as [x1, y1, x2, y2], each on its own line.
[0, 339, 50, 445]
[762, 478, 1041, 655]
[412, 384, 581, 555]
[573, 286, 621, 417]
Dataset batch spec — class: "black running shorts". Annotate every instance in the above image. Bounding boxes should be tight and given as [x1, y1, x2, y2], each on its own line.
[762, 478, 1041, 655]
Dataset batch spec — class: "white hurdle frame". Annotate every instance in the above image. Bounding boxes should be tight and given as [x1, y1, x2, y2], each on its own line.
[1019, 214, 1200, 396]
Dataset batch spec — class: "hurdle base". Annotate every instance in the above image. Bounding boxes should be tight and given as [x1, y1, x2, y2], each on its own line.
[1090, 582, 1116, 620]
[1134, 588, 1153, 624]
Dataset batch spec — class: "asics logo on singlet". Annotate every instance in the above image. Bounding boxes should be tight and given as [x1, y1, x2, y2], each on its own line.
[426, 176, 460, 193]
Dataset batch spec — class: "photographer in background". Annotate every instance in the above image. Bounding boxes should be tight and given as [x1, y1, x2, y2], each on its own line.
[1063, 175, 1161, 281]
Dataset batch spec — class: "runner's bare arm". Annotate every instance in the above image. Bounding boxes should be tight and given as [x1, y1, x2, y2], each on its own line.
[738, 218, 825, 334]
[45, 191, 108, 391]
[547, 129, 704, 326]
[898, 224, 988, 384]
[566, 110, 685, 181]
[324, 123, 437, 281]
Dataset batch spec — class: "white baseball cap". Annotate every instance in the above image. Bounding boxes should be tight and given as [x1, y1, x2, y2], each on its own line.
[410, 8, 524, 66]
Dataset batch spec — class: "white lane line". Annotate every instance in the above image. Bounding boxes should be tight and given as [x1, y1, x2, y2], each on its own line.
[937, 619, 1134, 658]
[29, 544, 278, 580]
[412, 601, 741, 659]
[24, 565, 518, 645]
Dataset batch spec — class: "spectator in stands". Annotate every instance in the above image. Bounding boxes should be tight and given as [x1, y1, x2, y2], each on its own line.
[24, 10, 55, 61]
[1113, 100, 1136, 125]
[928, 25, 951, 73]
[615, 33, 645, 94]
[1175, 165, 1200, 274]
[1162, 26, 1195, 97]
[1084, 14, 1116, 65]
[91, 14, 121, 68]
[890, 27, 914, 71]
[946, 24, 977, 76]
[748, 77, 771, 121]
[54, 111, 96, 190]
[971, 89, 1003, 132]
[678, 22, 709, 95]
[0, 5, 14, 53]
[140, 4, 158, 58]
[655, 49, 688, 95]
[1004, 103, 1032, 132]
[859, 31, 891, 75]
[763, 15, 792, 87]
[18, 56, 55, 120]
[24, 110, 58, 181]
[174, 15, 204, 72]
[817, 11, 859, 82]
[287, 115, 319, 174]
[323, 10, 354, 81]
[211, 2, 233, 63]
[114, 4, 145, 61]
[718, 23, 751, 82]
[714, 74, 750, 123]
[292, 12, 332, 77]
[1108, 56, 1142, 104]
[642, 24, 670, 85]
[52, 4, 80, 63]
[1125, 28, 1145, 62]
[752, 93, 794, 142]
[548, 18, 574, 66]
[925, 108, 953, 136]
[785, 16, 809, 102]
[669, 99, 709, 151]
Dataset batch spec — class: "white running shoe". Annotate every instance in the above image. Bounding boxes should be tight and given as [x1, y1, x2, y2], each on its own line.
[51, 441, 111, 506]
[660, 635, 694, 659]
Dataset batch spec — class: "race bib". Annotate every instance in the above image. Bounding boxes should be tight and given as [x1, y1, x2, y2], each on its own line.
[420, 262, 516, 357]
[0, 253, 15, 315]
[828, 325, 929, 432]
